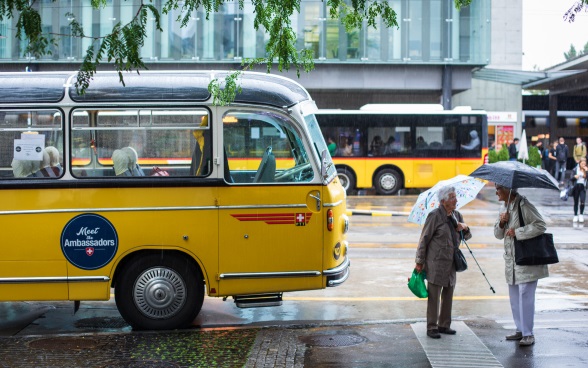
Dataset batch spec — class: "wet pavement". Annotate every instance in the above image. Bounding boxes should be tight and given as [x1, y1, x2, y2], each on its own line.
[1, 184, 587, 367]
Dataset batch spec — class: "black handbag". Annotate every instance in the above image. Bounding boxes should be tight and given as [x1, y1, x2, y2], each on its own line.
[514, 203, 559, 266]
[454, 247, 468, 272]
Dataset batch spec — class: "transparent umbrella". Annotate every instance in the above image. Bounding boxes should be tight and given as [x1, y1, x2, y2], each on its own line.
[408, 175, 486, 225]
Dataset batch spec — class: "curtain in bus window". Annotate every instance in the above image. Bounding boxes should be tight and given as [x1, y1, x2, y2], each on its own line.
[71, 108, 210, 178]
[223, 110, 314, 184]
[0, 110, 63, 179]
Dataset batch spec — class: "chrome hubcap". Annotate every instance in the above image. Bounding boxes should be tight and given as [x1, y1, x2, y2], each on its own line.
[133, 267, 186, 319]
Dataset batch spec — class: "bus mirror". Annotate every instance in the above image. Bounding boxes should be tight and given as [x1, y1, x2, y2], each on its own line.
[321, 149, 328, 179]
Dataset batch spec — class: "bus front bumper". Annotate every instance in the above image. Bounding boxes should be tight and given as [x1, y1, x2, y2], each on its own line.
[323, 257, 350, 287]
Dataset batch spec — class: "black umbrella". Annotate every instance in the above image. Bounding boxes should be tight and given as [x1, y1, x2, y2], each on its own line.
[469, 161, 559, 191]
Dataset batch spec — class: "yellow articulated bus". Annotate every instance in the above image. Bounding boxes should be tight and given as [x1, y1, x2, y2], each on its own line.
[0, 71, 349, 330]
[316, 105, 489, 194]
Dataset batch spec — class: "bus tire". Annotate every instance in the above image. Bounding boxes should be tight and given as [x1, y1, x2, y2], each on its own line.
[115, 253, 204, 330]
[374, 168, 402, 195]
[337, 167, 356, 193]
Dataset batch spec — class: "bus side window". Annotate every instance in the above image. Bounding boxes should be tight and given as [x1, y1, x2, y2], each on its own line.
[71, 109, 211, 178]
[0, 110, 63, 179]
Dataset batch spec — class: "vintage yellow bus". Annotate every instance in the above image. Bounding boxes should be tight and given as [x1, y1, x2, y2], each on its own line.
[316, 105, 489, 194]
[0, 71, 349, 330]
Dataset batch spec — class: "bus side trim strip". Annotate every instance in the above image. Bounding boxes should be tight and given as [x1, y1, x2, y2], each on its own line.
[323, 200, 343, 207]
[219, 271, 321, 279]
[0, 204, 308, 216]
[0, 276, 110, 284]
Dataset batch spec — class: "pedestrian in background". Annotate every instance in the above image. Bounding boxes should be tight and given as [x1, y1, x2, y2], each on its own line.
[547, 141, 558, 176]
[326, 136, 337, 156]
[573, 137, 586, 164]
[535, 141, 543, 167]
[509, 138, 519, 161]
[555, 137, 569, 184]
[572, 158, 587, 223]
[494, 184, 548, 347]
[415, 186, 471, 339]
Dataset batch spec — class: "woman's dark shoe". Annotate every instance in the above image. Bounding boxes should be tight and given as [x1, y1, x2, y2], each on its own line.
[427, 329, 441, 338]
[438, 327, 456, 335]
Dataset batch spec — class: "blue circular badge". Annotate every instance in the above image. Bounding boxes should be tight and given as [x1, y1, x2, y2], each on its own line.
[61, 213, 118, 270]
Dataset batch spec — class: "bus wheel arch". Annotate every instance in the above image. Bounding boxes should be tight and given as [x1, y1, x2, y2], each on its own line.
[373, 167, 403, 195]
[113, 250, 205, 330]
[336, 166, 356, 193]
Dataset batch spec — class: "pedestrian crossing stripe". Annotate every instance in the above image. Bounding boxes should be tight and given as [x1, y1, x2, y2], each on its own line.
[412, 321, 504, 368]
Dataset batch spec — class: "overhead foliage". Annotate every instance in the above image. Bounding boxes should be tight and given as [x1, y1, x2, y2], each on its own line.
[0, 0, 476, 104]
[564, 0, 588, 22]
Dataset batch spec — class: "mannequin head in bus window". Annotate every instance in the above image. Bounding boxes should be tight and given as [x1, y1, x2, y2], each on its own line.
[11, 158, 38, 178]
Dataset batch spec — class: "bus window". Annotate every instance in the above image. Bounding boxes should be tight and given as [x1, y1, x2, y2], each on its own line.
[223, 110, 315, 184]
[71, 109, 210, 178]
[0, 109, 63, 179]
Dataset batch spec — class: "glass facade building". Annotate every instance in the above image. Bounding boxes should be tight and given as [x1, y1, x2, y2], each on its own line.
[0, 0, 490, 66]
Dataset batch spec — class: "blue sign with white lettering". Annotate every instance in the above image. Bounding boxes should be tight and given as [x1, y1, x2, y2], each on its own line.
[61, 213, 118, 270]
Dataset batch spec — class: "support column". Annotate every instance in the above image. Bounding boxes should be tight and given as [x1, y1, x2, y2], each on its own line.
[549, 94, 558, 142]
[441, 65, 452, 110]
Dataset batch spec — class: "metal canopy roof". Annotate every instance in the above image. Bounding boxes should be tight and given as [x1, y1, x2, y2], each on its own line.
[473, 68, 583, 87]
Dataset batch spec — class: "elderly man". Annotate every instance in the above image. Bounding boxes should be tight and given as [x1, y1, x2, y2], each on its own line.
[415, 186, 471, 338]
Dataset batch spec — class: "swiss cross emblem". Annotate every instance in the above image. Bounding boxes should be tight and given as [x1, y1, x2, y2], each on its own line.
[295, 213, 306, 226]
[85, 247, 95, 256]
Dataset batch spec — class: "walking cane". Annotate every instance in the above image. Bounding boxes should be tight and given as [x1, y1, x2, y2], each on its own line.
[460, 231, 496, 294]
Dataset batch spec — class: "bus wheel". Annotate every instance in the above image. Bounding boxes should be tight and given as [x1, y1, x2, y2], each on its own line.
[115, 253, 204, 330]
[337, 167, 356, 193]
[374, 169, 402, 195]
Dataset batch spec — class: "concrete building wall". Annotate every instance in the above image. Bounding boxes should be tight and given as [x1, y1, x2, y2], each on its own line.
[453, 79, 522, 112]
[487, 0, 523, 70]
[454, 0, 523, 137]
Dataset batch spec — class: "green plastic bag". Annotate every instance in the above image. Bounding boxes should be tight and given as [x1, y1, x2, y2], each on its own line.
[407, 269, 428, 298]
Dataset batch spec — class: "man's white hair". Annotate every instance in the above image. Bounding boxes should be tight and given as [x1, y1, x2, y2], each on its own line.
[438, 185, 455, 202]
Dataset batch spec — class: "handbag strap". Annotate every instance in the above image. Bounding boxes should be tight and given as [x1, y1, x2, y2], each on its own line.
[517, 200, 525, 227]
[446, 215, 460, 248]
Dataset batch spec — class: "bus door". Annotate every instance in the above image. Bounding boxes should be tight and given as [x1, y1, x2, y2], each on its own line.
[217, 109, 323, 296]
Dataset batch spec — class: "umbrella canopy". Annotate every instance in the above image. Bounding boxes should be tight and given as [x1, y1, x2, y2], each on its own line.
[408, 175, 486, 225]
[469, 160, 559, 190]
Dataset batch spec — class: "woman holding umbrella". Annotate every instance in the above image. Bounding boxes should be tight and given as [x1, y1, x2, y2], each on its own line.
[414, 186, 471, 339]
[494, 184, 548, 347]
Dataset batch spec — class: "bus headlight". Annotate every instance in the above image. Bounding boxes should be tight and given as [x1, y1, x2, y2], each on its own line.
[333, 242, 341, 260]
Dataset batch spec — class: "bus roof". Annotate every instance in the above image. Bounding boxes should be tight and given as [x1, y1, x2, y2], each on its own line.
[358, 104, 486, 114]
[0, 71, 311, 108]
[316, 108, 487, 116]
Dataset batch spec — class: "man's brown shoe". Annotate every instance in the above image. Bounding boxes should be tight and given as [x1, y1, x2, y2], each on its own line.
[438, 327, 456, 335]
[427, 329, 441, 339]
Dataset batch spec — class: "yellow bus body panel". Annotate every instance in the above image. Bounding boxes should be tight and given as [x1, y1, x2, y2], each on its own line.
[0, 186, 219, 301]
